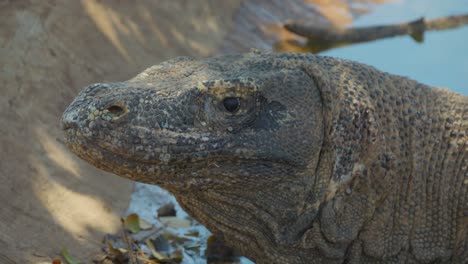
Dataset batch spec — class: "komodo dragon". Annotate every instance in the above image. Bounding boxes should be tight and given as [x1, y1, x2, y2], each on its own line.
[62, 52, 467, 263]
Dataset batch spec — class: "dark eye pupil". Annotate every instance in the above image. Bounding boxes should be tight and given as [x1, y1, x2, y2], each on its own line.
[223, 97, 240, 113]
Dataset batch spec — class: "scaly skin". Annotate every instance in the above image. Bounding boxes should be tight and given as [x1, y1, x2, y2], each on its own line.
[62, 53, 467, 263]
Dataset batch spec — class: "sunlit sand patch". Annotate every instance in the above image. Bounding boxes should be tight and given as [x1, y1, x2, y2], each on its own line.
[36, 127, 81, 178]
[138, 7, 169, 47]
[33, 127, 122, 235]
[81, 0, 133, 63]
[306, 0, 354, 27]
[30, 157, 119, 237]
[306, 0, 391, 27]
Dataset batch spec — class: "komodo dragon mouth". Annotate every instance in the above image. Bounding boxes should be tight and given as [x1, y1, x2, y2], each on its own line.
[63, 124, 299, 186]
[62, 52, 467, 263]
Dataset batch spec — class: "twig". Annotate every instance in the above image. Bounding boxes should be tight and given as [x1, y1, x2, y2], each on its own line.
[426, 14, 468, 30]
[282, 14, 468, 53]
[121, 218, 138, 264]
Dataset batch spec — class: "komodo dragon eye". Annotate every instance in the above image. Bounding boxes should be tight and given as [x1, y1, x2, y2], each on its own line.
[222, 97, 240, 113]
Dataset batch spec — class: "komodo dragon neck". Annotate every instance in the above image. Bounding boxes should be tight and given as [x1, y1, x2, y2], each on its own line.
[345, 77, 468, 263]
[169, 60, 468, 263]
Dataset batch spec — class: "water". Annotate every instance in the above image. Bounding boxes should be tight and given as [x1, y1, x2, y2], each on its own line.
[322, 0, 468, 95]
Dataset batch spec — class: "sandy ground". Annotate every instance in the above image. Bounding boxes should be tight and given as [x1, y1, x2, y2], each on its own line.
[0, 1, 381, 262]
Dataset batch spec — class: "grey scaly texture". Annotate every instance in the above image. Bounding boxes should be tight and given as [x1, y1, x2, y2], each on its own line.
[62, 52, 467, 263]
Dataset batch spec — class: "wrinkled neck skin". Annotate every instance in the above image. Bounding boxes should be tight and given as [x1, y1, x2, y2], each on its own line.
[173, 61, 467, 264]
[293, 58, 467, 264]
[175, 62, 466, 264]
[62, 53, 467, 264]
[172, 164, 319, 263]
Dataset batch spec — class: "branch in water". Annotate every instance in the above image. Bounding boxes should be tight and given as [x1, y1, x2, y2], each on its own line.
[280, 14, 468, 53]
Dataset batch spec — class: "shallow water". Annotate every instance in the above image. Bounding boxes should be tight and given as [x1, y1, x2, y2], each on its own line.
[323, 0, 468, 95]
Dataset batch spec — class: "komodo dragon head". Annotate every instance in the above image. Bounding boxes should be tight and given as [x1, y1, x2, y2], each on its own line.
[62, 53, 467, 263]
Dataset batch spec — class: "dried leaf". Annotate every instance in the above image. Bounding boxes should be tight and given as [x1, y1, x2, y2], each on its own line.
[91, 253, 108, 263]
[124, 213, 141, 233]
[145, 239, 170, 262]
[107, 241, 127, 263]
[117, 248, 128, 254]
[61, 248, 79, 264]
[159, 217, 191, 229]
[184, 244, 201, 254]
[170, 249, 184, 263]
[184, 231, 199, 237]
[153, 235, 170, 252]
[157, 202, 176, 217]
[138, 217, 153, 230]
[162, 232, 190, 244]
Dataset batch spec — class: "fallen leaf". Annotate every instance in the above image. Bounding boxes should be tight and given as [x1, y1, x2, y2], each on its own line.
[170, 248, 184, 263]
[117, 248, 128, 254]
[184, 230, 199, 237]
[139, 217, 153, 230]
[61, 248, 79, 264]
[184, 243, 201, 254]
[159, 217, 191, 229]
[157, 202, 176, 217]
[153, 235, 170, 252]
[107, 241, 127, 263]
[91, 253, 108, 263]
[162, 232, 191, 244]
[145, 238, 171, 262]
[124, 213, 141, 233]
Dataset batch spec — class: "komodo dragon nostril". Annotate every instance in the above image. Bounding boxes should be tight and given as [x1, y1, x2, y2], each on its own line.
[61, 109, 79, 130]
[106, 105, 126, 118]
[61, 118, 77, 130]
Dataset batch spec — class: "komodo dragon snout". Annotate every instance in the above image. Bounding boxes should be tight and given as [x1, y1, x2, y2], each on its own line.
[62, 53, 467, 263]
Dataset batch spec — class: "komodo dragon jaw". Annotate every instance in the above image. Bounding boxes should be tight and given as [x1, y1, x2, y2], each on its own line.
[62, 53, 467, 263]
